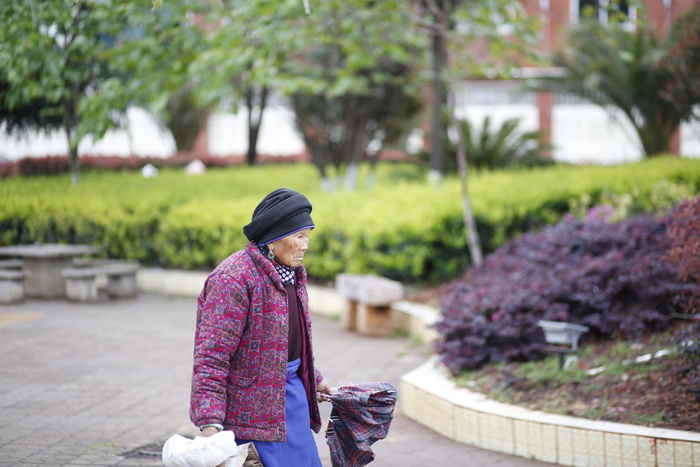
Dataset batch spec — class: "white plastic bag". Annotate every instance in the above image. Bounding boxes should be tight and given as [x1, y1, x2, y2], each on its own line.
[162, 430, 245, 467]
[221, 443, 256, 467]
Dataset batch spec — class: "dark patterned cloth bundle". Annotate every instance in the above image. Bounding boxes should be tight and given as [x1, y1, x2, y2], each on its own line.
[325, 382, 398, 467]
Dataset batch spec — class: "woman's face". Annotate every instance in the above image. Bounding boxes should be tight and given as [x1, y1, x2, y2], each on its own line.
[268, 228, 311, 268]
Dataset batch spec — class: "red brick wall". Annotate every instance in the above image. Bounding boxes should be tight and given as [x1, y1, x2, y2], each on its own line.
[523, 0, 699, 52]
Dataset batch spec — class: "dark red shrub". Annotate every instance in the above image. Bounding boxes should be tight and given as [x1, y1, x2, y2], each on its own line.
[80, 155, 167, 171]
[433, 213, 699, 374]
[665, 198, 700, 396]
[0, 160, 18, 177]
[666, 197, 700, 287]
[17, 156, 69, 176]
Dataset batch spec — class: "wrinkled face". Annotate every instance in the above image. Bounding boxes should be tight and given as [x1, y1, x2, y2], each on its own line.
[268, 228, 311, 268]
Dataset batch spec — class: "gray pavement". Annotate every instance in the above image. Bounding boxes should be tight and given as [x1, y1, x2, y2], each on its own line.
[0, 294, 555, 466]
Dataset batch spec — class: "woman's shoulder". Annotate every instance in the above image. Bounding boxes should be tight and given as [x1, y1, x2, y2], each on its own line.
[210, 244, 272, 281]
[214, 250, 254, 276]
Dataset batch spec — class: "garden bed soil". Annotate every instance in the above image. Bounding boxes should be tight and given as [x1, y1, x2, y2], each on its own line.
[470, 338, 700, 433]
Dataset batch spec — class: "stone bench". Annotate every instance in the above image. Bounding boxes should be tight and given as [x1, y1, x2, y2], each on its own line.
[61, 267, 101, 302]
[62, 261, 140, 302]
[335, 273, 404, 337]
[0, 259, 24, 270]
[103, 262, 140, 299]
[0, 269, 27, 304]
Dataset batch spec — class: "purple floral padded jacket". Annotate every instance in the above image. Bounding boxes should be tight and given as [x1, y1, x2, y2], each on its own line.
[190, 242, 324, 442]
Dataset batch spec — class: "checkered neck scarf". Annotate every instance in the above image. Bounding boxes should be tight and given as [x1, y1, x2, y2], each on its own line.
[257, 244, 296, 284]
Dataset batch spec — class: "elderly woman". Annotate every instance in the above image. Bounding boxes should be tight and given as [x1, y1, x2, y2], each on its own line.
[190, 188, 334, 467]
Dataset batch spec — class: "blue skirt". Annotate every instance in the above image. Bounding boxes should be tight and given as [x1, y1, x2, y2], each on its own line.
[239, 358, 322, 467]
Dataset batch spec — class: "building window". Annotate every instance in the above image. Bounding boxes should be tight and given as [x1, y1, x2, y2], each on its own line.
[571, 0, 636, 27]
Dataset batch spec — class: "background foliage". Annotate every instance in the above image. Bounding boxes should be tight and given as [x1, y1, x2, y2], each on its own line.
[434, 204, 700, 374]
[1, 157, 699, 285]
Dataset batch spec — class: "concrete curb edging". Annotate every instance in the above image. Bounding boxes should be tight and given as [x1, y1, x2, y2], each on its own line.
[400, 357, 700, 467]
[136, 269, 700, 466]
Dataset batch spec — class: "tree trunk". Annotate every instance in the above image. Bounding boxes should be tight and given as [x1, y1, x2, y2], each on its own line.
[342, 101, 369, 191]
[449, 81, 483, 266]
[366, 148, 380, 189]
[291, 95, 332, 188]
[67, 136, 80, 186]
[429, 23, 446, 182]
[63, 100, 80, 186]
[245, 86, 269, 165]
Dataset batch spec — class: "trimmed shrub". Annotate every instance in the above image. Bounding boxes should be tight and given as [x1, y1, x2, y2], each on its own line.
[1, 158, 700, 282]
[433, 212, 700, 374]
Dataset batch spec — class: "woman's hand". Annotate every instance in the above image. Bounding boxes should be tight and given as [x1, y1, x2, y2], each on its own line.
[199, 426, 219, 438]
[316, 379, 336, 402]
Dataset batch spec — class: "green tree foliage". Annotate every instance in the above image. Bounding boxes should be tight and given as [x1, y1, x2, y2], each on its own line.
[0, 0, 204, 184]
[0, 1, 136, 184]
[187, 2, 284, 165]
[120, 2, 208, 154]
[192, 0, 425, 187]
[291, 55, 422, 190]
[540, 14, 697, 157]
[286, 1, 426, 189]
[0, 76, 63, 133]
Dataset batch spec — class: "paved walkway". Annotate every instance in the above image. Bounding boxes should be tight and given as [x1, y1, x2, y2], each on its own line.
[0, 294, 556, 466]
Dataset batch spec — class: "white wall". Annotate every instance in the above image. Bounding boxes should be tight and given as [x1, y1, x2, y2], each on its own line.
[681, 119, 700, 159]
[0, 107, 176, 161]
[2, 99, 700, 164]
[457, 102, 700, 164]
[455, 104, 539, 134]
[550, 105, 642, 164]
[207, 105, 304, 157]
[0, 105, 305, 161]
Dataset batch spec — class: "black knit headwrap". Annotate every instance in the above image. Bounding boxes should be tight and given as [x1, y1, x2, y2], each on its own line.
[243, 188, 314, 245]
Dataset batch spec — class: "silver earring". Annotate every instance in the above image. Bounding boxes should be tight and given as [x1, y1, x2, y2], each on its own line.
[267, 249, 275, 260]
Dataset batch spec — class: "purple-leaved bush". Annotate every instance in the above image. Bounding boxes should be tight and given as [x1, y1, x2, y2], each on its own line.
[433, 212, 699, 375]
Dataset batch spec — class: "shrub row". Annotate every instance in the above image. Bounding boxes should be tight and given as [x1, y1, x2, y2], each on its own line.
[433, 205, 700, 374]
[1, 154, 249, 177]
[1, 152, 315, 178]
[1, 158, 699, 283]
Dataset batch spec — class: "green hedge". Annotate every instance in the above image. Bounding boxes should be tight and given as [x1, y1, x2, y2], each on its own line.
[1, 157, 699, 283]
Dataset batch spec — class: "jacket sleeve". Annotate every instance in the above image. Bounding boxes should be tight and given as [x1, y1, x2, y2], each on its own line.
[190, 273, 250, 428]
[314, 368, 324, 386]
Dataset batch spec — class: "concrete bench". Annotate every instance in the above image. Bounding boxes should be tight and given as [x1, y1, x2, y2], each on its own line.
[335, 273, 404, 337]
[73, 258, 141, 298]
[61, 267, 101, 302]
[104, 262, 140, 299]
[0, 269, 27, 304]
[0, 259, 23, 270]
[64, 261, 141, 301]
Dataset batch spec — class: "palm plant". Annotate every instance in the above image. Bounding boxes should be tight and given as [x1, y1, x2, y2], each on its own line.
[456, 116, 552, 170]
[542, 20, 679, 157]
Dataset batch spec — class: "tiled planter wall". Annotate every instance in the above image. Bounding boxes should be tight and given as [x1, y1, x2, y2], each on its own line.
[401, 358, 700, 467]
